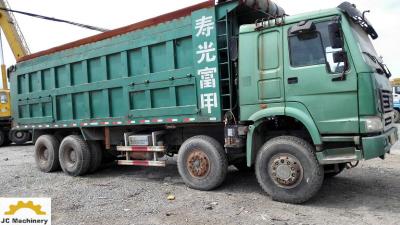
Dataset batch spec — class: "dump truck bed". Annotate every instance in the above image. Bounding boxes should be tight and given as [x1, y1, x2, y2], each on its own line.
[11, 1, 236, 130]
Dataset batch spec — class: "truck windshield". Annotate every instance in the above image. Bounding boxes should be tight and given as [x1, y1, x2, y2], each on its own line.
[350, 21, 391, 77]
[350, 21, 378, 64]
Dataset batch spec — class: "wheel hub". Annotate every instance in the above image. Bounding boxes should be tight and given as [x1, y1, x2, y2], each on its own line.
[15, 131, 23, 138]
[269, 154, 303, 189]
[187, 150, 210, 178]
[43, 149, 49, 160]
[69, 150, 77, 163]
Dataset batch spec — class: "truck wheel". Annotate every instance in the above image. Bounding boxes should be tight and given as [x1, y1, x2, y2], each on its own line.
[324, 163, 346, 178]
[255, 136, 324, 204]
[9, 130, 31, 145]
[177, 135, 228, 191]
[34, 135, 61, 173]
[59, 135, 91, 177]
[394, 110, 400, 123]
[88, 141, 103, 173]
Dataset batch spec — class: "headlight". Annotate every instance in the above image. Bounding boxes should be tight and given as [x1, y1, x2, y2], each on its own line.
[365, 117, 384, 132]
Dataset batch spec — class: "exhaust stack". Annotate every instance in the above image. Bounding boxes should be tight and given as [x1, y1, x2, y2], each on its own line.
[241, 0, 285, 17]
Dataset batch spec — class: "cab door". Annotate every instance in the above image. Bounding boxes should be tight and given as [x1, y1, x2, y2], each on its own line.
[283, 19, 359, 134]
[239, 26, 284, 119]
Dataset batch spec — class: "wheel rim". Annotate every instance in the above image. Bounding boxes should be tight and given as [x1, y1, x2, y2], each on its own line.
[15, 131, 24, 138]
[38, 146, 49, 165]
[186, 150, 210, 178]
[63, 147, 77, 168]
[268, 153, 303, 189]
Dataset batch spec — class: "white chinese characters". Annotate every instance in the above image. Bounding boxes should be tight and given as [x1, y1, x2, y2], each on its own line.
[195, 16, 214, 37]
[194, 15, 219, 115]
[196, 42, 216, 63]
[198, 67, 216, 89]
[201, 93, 218, 114]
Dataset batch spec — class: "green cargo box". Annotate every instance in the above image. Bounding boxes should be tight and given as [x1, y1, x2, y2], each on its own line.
[11, 1, 250, 129]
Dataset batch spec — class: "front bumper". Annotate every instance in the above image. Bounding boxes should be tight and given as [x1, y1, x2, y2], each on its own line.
[316, 127, 398, 165]
[362, 127, 398, 160]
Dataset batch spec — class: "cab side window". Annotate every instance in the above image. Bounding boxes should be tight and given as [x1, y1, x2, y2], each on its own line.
[289, 32, 325, 67]
[289, 21, 343, 72]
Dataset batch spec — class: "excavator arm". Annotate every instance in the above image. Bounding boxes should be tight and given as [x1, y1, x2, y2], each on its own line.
[0, 0, 29, 59]
[0, 0, 30, 91]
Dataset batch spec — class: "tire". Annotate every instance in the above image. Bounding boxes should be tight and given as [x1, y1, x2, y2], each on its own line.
[255, 136, 324, 204]
[59, 135, 91, 177]
[34, 135, 61, 173]
[324, 163, 346, 178]
[88, 141, 103, 173]
[177, 135, 228, 191]
[394, 110, 400, 123]
[9, 130, 31, 145]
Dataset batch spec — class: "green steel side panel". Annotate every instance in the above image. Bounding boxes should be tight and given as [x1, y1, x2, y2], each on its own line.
[11, 6, 224, 128]
[192, 8, 222, 121]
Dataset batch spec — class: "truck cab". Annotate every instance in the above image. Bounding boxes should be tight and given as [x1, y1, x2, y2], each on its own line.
[237, 2, 397, 168]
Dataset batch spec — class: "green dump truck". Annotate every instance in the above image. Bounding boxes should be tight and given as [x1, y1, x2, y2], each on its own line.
[9, 0, 397, 203]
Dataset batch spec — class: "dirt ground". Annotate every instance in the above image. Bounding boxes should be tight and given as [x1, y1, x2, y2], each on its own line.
[1, 140, 400, 225]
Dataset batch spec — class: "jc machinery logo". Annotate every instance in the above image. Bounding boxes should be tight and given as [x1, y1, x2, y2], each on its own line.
[0, 198, 51, 225]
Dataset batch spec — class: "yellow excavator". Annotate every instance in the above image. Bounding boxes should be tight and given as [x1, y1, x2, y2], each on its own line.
[0, 0, 31, 145]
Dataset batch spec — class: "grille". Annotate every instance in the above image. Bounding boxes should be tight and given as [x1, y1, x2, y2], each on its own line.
[380, 89, 394, 127]
[380, 90, 393, 114]
[385, 116, 393, 126]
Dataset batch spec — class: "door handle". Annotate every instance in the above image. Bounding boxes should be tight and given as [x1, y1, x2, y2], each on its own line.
[288, 77, 298, 84]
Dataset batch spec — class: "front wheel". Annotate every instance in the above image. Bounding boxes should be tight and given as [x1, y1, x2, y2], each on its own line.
[255, 136, 324, 204]
[177, 135, 228, 191]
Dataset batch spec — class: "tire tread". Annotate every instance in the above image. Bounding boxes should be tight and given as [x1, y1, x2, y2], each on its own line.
[255, 136, 324, 204]
[59, 135, 91, 176]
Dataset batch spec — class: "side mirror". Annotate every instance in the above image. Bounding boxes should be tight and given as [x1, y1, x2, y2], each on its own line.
[332, 51, 345, 63]
[328, 22, 343, 49]
[326, 49, 348, 74]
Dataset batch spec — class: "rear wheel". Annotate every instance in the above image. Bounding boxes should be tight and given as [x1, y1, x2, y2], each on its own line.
[9, 130, 31, 145]
[255, 136, 324, 204]
[34, 135, 61, 172]
[59, 135, 91, 177]
[178, 135, 228, 191]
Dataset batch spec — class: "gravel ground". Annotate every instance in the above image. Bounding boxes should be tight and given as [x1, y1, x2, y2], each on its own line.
[1, 130, 400, 225]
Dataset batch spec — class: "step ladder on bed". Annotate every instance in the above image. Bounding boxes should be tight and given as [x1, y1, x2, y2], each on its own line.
[117, 131, 166, 167]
